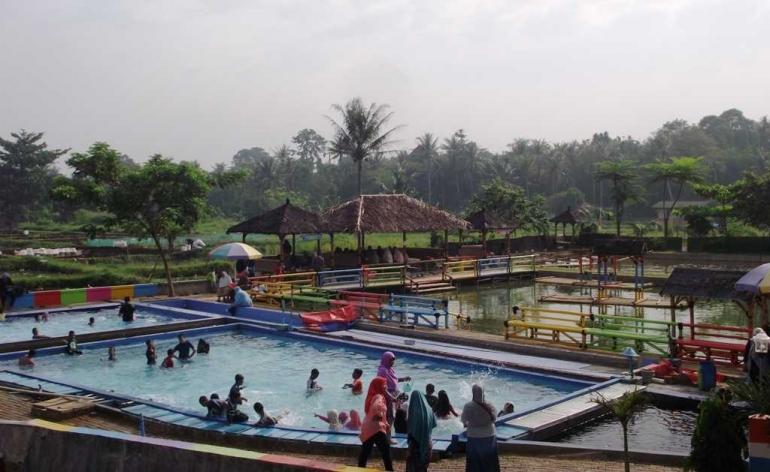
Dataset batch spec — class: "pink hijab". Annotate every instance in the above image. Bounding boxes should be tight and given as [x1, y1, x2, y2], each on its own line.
[346, 409, 362, 430]
[377, 351, 398, 393]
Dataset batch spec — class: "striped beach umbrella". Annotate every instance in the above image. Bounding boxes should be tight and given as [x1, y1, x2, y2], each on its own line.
[735, 263, 770, 295]
[209, 242, 262, 260]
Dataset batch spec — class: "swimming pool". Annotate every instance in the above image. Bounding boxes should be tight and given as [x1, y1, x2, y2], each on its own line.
[0, 305, 211, 344]
[1, 324, 595, 437]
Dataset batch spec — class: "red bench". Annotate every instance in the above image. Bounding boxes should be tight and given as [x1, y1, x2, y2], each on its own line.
[676, 339, 745, 367]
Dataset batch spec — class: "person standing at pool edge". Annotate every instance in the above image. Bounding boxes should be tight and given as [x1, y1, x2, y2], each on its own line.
[461, 384, 500, 472]
[119, 296, 135, 322]
[377, 351, 411, 443]
[358, 377, 394, 471]
[173, 334, 196, 360]
[406, 389, 437, 472]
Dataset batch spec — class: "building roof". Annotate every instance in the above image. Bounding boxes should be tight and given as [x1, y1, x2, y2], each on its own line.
[651, 200, 711, 210]
[226, 200, 326, 236]
[550, 206, 590, 224]
[659, 267, 751, 300]
[465, 209, 518, 231]
[322, 194, 470, 234]
[592, 239, 648, 256]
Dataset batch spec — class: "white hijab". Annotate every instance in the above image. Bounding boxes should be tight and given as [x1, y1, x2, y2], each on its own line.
[753, 329, 770, 354]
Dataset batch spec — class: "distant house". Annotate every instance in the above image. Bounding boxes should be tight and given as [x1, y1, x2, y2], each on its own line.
[651, 200, 711, 229]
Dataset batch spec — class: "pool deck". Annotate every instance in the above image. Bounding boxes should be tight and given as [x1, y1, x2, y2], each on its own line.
[328, 329, 597, 375]
[0, 388, 681, 471]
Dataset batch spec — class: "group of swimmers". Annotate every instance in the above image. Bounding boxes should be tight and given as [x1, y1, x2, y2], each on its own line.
[29, 297, 138, 341]
[147, 334, 210, 368]
[18, 331, 211, 369]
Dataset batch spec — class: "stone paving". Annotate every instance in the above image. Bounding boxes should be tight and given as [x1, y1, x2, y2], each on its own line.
[0, 389, 681, 471]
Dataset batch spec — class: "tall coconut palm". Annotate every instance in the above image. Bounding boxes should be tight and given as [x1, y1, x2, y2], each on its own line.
[595, 159, 640, 236]
[415, 132, 439, 203]
[645, 156, 705, 238]
[326, 98, 403, 195]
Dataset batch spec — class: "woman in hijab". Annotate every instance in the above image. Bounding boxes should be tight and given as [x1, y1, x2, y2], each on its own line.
[358, 377, 394, 471]
[377, 351, 412, 442]
[748, 328, 770, 384]
[216, 271, 232, 302]
[346, 409, 362, 431]
[460, 384, 500, 472]
[406, 390, 437, 472]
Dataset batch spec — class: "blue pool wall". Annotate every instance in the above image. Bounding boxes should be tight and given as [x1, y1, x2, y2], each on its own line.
[3, 303, 219, 323]
[150, 299, 304, 327]
[0, 322, 597, 391]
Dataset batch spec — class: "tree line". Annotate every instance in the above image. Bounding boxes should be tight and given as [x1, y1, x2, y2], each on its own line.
[2, 104, 769, 238]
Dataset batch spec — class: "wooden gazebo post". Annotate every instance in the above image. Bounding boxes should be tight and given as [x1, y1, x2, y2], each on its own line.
[402, 230, 407, 268]
[329, 233, 335, 268]
[506, 231, 511, 255]
[482, 230, 487, 254]
[444, 229, 449, 259]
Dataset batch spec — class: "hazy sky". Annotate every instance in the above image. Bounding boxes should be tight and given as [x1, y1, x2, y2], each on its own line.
[1, 0, 768, 167]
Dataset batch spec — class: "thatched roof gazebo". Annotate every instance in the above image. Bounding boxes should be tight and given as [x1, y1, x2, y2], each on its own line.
[465, 209, 518, 254]
[659, 267, 755, 328]
[550, 206, 589, 238]
[322, 194, 470, 265]
[226, 199, 326, 258]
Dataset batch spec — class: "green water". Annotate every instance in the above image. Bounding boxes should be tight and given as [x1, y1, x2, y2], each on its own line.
[447, 281, 748, 337]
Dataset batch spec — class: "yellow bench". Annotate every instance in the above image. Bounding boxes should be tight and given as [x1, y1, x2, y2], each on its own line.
[504, 320, 587, 347]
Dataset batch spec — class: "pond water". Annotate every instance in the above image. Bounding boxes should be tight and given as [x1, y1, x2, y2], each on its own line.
[551, 404, 697, 453]
[447, 281, 747, 337]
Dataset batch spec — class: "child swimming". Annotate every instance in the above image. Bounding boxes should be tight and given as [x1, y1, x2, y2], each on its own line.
[433, 390, 459, 419]
[160, 349, 175, 369]
[342, 368, 363, 394]
[314, 409, 342, 431]
[307, 368, 323, 392]
[229, 374, 248, 404]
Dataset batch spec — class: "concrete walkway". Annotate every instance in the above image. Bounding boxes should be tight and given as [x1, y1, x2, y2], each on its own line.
[328, 329, 594, 373]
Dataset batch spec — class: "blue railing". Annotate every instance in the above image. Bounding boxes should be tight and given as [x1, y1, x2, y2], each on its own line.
[317, 268, 363, 289]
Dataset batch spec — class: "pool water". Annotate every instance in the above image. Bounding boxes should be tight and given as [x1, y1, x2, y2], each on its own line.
[551, 404, 696, 453]
[0, 308, 178, 344]
[448, 281, 748, 336]
[4, 330, 590, 436]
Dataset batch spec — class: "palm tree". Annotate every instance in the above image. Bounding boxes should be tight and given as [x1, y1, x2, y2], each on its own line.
[644, 156, 705, 238]
[591, 389, 647, 472]
[441, 130, 468, 198]
[415, 132, 439, 203]
[595, 159, 640, 236]
[465, 141, 487, 197]
[326, 98, 403, 195]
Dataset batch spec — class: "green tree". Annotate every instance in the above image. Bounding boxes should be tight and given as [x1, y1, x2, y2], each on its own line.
[467, 179, 548, 234]
[731, 170, 770, 232]
[53, 146, 241, 296]
[291, 128, 327, 168]
[684, 391, 747, 472]
[591, 389, 647, 472]
[415, 132, 440, 203]
[108, 156, 211, 295]
[644, 156, 705, 237]
[595, 159, 640, 237]
[0, 130, 68, 228]
[326, 98, 403, 195]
